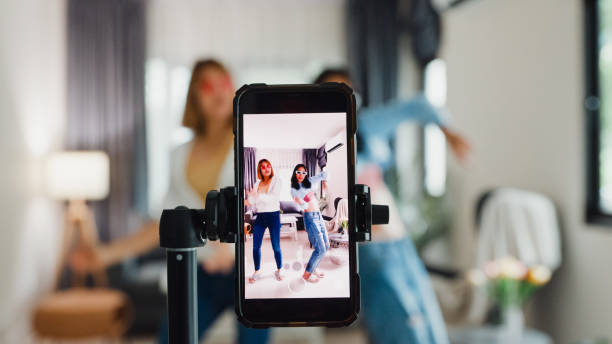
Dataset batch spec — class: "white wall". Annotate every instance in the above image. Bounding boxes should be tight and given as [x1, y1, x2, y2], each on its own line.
[0, 0, 66, 341]
[145, 0, 348, 213]
[146, 0, 347, 83]
[443, 0, 612, 342]
[324, 133, 349, 215]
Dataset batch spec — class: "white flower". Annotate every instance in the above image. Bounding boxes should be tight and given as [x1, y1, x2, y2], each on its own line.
[484, 261, 499, 279]
[527, 265, 552, 286]
[496, 256, 527, 280]
[466, 269, 487, 286]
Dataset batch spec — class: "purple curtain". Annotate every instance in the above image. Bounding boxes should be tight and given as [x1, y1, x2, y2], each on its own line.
[302, 149, 318, 177]
[65, 0, 146, 242]
[244, 147, 257, 191]
[408, 0, 441, 66]
[347, 0, 399, 107]
[347, 0, 440, 106]
[317, 145, 327, 168]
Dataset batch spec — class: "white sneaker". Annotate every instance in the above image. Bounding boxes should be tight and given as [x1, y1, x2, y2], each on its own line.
[303, 274, 320, 283]
[248, 271, 261, 284]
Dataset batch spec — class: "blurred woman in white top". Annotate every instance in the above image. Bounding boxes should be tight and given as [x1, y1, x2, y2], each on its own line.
[246, 159, 283, 283]
[70, 59, 270, 344]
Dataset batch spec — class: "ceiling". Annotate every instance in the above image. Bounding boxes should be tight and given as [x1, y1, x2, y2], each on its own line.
[244, 112, 345, 149]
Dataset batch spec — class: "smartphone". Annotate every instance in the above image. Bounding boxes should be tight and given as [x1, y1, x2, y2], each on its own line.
[233, 83, 359, 327]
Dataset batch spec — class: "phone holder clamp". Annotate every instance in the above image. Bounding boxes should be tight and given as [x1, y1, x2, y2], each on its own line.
[160, 184, 388, 249]
[159, 187, 238, 251]
[159, 184, 388, 344]
[354, 184, 389, 242]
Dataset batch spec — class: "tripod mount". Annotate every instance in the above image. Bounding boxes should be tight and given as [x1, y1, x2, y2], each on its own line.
[159, 184, 388, 343]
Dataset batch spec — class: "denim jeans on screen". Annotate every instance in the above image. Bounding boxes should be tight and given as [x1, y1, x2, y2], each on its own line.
[359, 238, 449, 344]
[158, 266, 270, 344]
[252, 211, 282, 271]
[303, 211, 329, 273]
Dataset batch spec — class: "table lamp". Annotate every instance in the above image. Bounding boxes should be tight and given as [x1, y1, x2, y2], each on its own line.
[45, 151, 110, 287]
[35, 151, 131, 341]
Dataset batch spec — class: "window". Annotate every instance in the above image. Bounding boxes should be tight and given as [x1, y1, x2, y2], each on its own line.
[424, 58, 447, 197]
[586, 0, 612, 223]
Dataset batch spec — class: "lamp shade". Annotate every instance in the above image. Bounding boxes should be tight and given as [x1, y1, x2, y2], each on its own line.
[45, 151, 110, 200]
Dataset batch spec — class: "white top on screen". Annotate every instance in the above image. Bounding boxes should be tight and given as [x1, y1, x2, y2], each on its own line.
[248, 175, 282, 213]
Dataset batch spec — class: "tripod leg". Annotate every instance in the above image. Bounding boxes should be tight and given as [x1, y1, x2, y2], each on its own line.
[166, 248, 198, 344]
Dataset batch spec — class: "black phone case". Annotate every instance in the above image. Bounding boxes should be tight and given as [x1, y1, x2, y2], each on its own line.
[232, 83, 359, 328]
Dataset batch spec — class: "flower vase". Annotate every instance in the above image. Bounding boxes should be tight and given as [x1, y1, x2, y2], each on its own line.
[499, 305, 524, 344]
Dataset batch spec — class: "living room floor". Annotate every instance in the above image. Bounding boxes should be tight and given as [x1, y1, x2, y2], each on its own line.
[123, 325, 368, 344]
[244, 231, 350, 299]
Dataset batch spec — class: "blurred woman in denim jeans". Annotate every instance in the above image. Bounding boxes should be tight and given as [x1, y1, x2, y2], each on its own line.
[290, 164, 329, 283]
[315, 69, 470, 344]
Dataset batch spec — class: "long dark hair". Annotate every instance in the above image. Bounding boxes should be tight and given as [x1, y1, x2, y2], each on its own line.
[291, 164, 311, 190]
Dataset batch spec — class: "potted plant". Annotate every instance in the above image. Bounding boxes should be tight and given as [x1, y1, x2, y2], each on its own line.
[340, 218, 348, 234]
[467, 256, 552, 343]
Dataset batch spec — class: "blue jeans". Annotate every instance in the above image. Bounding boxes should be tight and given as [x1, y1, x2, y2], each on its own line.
[252, 211, 282, 271]
[359, 238, 449, 344]
[303, 211, 329, 273]
[158, 266, 270, 344]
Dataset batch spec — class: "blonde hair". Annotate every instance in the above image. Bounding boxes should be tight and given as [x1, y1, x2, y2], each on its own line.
[181, 59, 232, 136]
[257, 159, 274, 181]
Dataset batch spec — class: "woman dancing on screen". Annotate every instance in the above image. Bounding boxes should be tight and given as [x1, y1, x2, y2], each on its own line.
[246, 159, 283, 283]
[290, 164, 329, 283]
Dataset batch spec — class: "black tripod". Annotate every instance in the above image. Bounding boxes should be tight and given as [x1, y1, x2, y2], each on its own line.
[159, 185, 388, 344]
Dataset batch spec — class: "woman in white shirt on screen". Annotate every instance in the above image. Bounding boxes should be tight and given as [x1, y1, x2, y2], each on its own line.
[246, 159, 284, 283]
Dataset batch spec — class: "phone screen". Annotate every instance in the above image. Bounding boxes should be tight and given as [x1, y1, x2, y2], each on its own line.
[242, 112, 350, 299]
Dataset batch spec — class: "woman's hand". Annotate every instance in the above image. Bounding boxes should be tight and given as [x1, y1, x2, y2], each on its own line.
[246, 188, 257, 200]
[202, 243, 235, 274]
[441, 127, 471, 163]
[356, 164, 385, 189]
[304, 191, 315, 202]
[69, 245, 110, 273]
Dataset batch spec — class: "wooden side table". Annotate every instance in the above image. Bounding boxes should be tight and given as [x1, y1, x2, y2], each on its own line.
[33, 288, 131, 342]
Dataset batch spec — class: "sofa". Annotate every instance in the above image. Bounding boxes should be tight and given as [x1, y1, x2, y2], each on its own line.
[245, 200, 305, 231]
